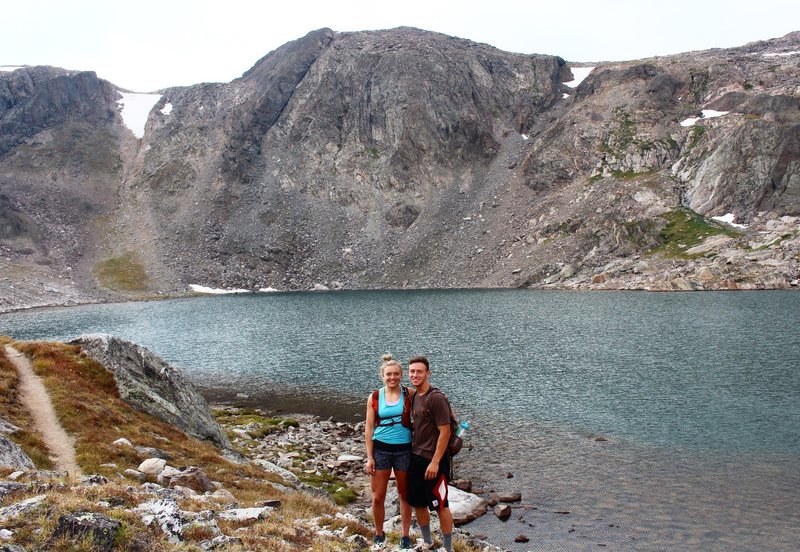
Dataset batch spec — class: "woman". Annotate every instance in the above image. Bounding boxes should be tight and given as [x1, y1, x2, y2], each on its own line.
[364, 354, 414, 549]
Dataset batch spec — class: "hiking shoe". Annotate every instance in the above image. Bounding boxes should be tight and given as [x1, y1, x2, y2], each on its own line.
[400, 535, 413, 549]
[414, 540, 438, 551]
[371, 534, 386, 550]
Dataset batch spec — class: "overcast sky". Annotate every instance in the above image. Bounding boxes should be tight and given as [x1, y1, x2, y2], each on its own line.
[2, 0, 798, 92]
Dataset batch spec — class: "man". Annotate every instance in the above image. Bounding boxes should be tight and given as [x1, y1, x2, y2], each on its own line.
[407, 355, 454, 552]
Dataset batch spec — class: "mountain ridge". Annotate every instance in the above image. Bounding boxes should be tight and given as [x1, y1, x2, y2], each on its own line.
[1, 27, 799, 312]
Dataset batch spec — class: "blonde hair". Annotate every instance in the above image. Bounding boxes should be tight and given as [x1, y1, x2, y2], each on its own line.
[380, 354, 402, 376]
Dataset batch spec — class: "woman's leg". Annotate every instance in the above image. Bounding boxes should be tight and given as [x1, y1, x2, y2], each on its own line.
[371, 469, 392, 536]
[394, 469, 411, 538]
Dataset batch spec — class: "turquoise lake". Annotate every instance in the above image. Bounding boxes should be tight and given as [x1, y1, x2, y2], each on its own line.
[2, 289, 799, 550]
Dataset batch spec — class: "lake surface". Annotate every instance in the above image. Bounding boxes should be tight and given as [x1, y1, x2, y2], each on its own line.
[2, 290, 799, 550]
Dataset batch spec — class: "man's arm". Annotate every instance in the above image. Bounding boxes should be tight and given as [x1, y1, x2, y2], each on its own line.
[425, 422, 451, 480]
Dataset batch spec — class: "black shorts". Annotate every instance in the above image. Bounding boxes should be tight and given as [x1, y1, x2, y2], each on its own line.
[407, 453, 450, 511]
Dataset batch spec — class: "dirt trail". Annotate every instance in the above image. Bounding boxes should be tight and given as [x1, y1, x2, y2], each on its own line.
[4, 345, 81, 476]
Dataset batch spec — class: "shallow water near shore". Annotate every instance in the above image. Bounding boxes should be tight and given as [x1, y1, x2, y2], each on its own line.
[2, 289, 799, 550]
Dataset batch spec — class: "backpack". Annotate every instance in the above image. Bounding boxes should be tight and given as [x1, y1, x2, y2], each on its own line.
[371, 385, 413, 429]
[412, 387, 463, 456]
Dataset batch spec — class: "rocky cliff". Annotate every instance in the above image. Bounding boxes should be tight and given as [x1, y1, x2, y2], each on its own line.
[1, 28, 799, 311]
[69, 334, 232, 450]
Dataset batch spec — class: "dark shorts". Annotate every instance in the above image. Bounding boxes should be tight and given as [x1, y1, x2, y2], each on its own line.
[374, 446, 410, 472]
[407, 453, 450, 511]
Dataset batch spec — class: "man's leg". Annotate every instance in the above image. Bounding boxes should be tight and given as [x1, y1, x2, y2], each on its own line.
[414, 506, 434, 546]
[438, 506, 454, 552]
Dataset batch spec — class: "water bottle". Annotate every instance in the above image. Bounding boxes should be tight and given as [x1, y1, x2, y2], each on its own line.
[455, 420, 470, 437]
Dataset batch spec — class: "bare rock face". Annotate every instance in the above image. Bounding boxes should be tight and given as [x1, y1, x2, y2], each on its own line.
[0, 28, 798, 305]
[69, 334, 232, 449]
[0, 434, 35, 470]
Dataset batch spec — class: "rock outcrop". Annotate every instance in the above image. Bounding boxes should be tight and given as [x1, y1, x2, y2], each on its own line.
[69, 334, 232, 449]
[0, 434, 35, 470]
[0, 28, 798, 312]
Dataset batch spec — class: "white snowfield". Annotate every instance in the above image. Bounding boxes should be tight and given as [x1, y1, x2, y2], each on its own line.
[564, 66, 595, 88]
[116, 91, 162, 138]
[679, 109, 729, 127]
[0, 66, 24, 72]
[188, 285, 283, 294]
[712, 213, 748, 229]
[763, 50, 800, 57]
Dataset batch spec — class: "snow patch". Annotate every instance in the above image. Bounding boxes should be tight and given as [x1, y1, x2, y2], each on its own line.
[189, 284, 251, 294]
[0, 66, 24, 72]
[763, 50, 800, 57]
[258, 287, 281, 293]
[521, 134, 529, 140]
[161, 102, 173, 115]
[679, 109, 729, 127]
[116, 91, 162, 138]
[564, 66, 595, 88]
[712, 213, 748, 229]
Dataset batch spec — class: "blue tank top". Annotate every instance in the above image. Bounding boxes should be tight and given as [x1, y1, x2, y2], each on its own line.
[373, 387, 412, 445]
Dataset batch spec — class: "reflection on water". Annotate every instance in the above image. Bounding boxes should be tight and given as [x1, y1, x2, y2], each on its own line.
[2, 290, 799, 550]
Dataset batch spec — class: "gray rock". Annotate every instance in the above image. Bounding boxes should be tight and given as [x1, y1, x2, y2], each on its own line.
[123, 468, 148, 482]
[449, 486, 489, 526]
[167, 466, 215, 494]
[51, 512, 121, 552]
[252, 458, 301, 486]
[217, 507, 272, 521]
[135, 446, 171, 460]
[138, 458, 167, 476]
[0, 417, 21, 435]
[0, 482, 24, 500]
[69, 335, 231, 449]
[136, 498, 183, 543]
[0, 495, 46, 522]
[0, 435, 35, 471]
[199, 535, 243, 550]
[493, 503, 512, 521]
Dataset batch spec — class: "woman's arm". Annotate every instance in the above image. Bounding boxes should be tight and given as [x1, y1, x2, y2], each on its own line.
[364, 394, 376, 474]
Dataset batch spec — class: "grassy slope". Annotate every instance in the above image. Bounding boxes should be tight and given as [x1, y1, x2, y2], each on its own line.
[0, 339, 354, 551]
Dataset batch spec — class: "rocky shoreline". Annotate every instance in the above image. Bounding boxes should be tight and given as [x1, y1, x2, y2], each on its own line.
[216, 406, 519, 550]
[1, 212, 798, 316]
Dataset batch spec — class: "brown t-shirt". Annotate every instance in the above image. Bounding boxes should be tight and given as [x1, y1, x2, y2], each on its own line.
[411, 388, 451, 460]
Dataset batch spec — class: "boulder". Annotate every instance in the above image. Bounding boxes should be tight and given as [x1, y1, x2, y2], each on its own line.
[493, 503, 512, 521]
[167, 467, 215, 494]
[51, 512, 121, 552]
[252, 458, 301, 486]
[138, 458, 167, 476]
[217, 507, 273, 522]
[124, 468, 147, 482]
[0, 435, 35, 470]
[0, 495, 46, 522]
[112, 438, 134, 448]
[69, 335, 231, 449]
[448, 486, 488, 526]
[136, 446, 171, 460]
[494, 491, 522, 503]
[136, 498, 183, 543]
